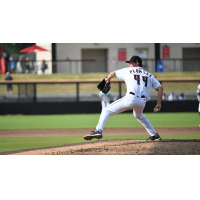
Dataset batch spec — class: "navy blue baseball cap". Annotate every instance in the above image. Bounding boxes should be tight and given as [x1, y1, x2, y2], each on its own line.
[125, 55, 142, 67]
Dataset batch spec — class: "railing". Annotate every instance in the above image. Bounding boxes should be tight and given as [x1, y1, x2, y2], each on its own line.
[4, 59, 96, 74]
[143, 58, 200, 72]
[0, 78, 200, 103]
[2, 58, 200, 74]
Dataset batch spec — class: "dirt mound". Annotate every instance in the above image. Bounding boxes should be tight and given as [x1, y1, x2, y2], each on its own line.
[7, 139, 200, 155]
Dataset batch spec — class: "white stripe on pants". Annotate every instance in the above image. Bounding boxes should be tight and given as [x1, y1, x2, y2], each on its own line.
[96, 95, 157, 136]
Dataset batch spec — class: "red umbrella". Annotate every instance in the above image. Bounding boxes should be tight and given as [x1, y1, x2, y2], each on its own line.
[20, 45, 48, 53]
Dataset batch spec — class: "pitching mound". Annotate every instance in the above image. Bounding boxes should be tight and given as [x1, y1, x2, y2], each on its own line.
[7, 139, 200, 155]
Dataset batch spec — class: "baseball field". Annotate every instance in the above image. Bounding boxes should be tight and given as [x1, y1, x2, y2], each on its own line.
[1, 72, 200, 155]
[0, 112, 199, 155]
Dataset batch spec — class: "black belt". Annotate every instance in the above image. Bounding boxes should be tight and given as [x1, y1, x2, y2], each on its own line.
[130, 92, 145, 98]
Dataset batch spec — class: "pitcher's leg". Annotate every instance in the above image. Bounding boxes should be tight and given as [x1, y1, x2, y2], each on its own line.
[133, 102, 157, 136]
[134, 112, 157, 136]
[95, 108, 110, 131]
[96, 96, 131, 131]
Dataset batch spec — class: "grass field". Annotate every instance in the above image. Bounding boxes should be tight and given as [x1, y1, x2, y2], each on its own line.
[0, 112, 199, 130]
[1, 72, 200, 80]
[0, 112, 199, 153]
[1, 134, 200, 153]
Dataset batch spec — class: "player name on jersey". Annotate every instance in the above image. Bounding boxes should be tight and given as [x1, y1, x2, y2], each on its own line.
[129, 68, 152, 78]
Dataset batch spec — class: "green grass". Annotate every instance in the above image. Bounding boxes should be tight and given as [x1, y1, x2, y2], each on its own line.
[1, 72, 200, 80]
[1, 134, 200, 153]
[0, 136, 86, 152]
[0, 112, 199, 153]
[0, 113, 199, 130]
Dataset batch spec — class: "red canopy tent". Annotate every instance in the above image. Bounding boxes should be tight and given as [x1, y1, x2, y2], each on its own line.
[20, 44, 48, 53]
[0, 45, 5, 74]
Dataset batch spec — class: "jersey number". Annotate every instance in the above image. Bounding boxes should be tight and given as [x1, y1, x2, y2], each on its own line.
[134, 75, 140, 85]
[134, 75, 148, 87]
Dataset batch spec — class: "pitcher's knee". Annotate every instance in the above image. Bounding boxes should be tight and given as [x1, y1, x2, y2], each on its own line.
[134, 113, 142, 119]
[102, 107, 113, 118]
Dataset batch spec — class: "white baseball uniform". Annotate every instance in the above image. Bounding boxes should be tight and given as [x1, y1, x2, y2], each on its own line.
[197, 84, 200, 112]
[96, 66, 162, 136]
[99, 91, 111, 109]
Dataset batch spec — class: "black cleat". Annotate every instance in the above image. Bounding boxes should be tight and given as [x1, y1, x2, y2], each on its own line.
[146, 133, 161, 141]
[84, 130, 103, 140]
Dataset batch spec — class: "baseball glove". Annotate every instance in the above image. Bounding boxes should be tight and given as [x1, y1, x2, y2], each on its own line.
[97, 78, 111, 94]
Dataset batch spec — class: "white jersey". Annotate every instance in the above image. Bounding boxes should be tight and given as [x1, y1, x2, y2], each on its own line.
[115, 67, 161, 98]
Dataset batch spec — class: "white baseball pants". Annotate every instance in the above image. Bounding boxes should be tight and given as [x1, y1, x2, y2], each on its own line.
[96, 94, 157, 136]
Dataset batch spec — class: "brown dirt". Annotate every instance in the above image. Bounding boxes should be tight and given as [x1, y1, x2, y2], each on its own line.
[1, 127, 200, 155]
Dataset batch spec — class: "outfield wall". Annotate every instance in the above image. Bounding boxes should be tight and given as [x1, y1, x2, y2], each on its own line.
[0, 101, 198, 115]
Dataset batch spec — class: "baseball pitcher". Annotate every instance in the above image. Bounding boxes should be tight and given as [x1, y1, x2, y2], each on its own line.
[84, 55, 163, 141]
[197, 84, 200, 112]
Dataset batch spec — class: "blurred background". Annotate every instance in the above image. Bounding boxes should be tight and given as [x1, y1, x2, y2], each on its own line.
[0, 43, 199, 114]
[1, 43, 200, 74]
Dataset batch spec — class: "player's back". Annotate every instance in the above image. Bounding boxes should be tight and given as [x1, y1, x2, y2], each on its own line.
[115, 67, 161, 98]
